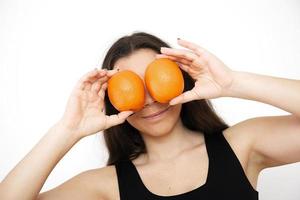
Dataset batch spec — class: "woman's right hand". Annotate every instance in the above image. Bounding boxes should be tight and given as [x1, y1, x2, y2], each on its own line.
[58, 68, 133, 139]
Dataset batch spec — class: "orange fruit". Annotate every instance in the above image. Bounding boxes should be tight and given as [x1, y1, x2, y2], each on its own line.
[107, 70, 145, 112]
[145, 58, 184, 103]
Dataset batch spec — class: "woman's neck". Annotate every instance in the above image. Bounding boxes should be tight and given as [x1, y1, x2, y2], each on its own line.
[139, 119, 204, 164]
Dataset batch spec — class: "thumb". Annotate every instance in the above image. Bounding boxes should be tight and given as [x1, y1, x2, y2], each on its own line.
[169, 89, 200, 105]
[106, 110, 134, 128]
[119, 110, 134, 119]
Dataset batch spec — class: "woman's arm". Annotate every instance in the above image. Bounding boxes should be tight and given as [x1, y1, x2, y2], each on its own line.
[0, 122, 80, 200]
[0, 68, 132, 200]
[223, 71, 300, 118]
[222, 71, 300, 168]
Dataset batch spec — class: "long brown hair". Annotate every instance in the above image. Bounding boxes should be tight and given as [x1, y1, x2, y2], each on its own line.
[101, 31, 229, 166]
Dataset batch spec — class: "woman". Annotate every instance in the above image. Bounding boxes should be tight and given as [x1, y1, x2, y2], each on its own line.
[1, 32, 300, 200]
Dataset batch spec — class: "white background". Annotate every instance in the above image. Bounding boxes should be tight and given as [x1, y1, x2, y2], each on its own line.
[1, 0, 300, 199]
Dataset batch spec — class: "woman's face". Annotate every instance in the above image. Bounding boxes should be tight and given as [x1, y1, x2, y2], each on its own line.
[114, 48, 182, 137]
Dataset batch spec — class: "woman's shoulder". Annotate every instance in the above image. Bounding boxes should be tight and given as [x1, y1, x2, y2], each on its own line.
[37, 165, 120, 200]
[222, 124, 263, 165]
[221, 124, 264, 189]
[81, 165, 120, 200]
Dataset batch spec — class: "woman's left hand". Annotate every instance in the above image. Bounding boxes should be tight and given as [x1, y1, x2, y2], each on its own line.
[156, 38, 235, 105]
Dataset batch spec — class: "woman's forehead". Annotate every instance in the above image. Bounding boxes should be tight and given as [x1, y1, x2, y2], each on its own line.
[114, 49, 157, 77]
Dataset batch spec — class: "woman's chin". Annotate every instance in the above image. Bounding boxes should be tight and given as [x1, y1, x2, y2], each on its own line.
[141, 125, 174, 137]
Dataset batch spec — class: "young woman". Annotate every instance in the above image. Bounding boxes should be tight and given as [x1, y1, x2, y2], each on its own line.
[1, 32, 300, 200]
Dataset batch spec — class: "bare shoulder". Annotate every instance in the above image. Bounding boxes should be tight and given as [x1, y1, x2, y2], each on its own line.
[221, 120, 265, 190]
[221, 114, 300, 186]
[222, 119, 265, 169]
[81, 165, 119, 200]
[224, 114, 300, 168]
[38, 165, 119, 200]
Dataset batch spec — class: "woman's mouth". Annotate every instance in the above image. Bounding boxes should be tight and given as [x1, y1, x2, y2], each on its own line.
[142, 106, 171, 121]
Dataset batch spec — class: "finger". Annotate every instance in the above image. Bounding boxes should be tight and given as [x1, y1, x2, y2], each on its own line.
[156, 54, 192, 66]
[156, 54, 180, 62]
[80, 69, 99, 82]
[96, 69, 108, 78]
[84, 74, 107, 88]
[76, 69, 104, 90]
[77, 71, 97, 90]
[177, 38, 206, 56]
[105, 110, 134, 128]
[96, 82, 108, 112]
[80, 69, 109, 90]
[177, 63, 191, 73]
[98, 82, 108, 99]
[106, 68, 120, 77]
[91, 76, 108, 93]
[155, 54, 172, 59]
[83, 82, 92, 91]
[169, 89, 200, 105]
[160, 47, 198, 62]
[156, 54, 192, 74]
[89, 69, 108, 83]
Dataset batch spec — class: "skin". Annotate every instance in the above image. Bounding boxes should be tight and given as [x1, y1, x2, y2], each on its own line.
[1, 38, 300, 200]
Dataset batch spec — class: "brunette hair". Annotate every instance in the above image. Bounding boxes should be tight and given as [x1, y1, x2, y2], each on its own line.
[101, 31, 229, 166]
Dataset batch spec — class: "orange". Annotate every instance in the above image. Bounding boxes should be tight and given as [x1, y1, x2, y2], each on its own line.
[107, 70, 145, 112]
[145, 58, 184, 103]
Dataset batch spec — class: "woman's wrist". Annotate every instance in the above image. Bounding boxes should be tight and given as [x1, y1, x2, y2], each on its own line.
[52, 119, 84, 142]
[220, 70, 244, 98]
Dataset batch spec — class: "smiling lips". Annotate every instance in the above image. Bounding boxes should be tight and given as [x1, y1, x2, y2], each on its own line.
[142, 107, 170, 119]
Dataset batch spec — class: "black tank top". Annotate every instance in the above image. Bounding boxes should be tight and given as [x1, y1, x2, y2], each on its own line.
[115, 130, 259, 199]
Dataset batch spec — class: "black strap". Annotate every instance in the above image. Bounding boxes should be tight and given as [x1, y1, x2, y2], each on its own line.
[205, 131, 258, 195]
[115, 159, 146, 199]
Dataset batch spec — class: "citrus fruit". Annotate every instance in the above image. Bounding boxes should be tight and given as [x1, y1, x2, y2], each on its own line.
[107, 70, 145, 112]
[145, 58, 184, 103]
